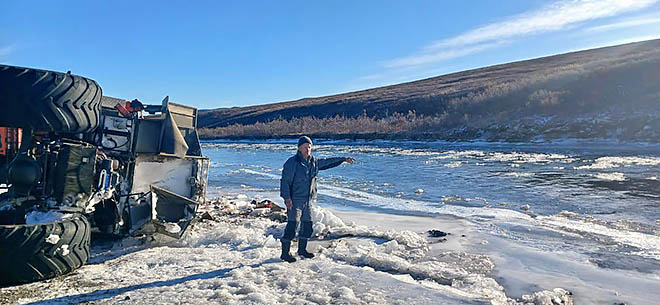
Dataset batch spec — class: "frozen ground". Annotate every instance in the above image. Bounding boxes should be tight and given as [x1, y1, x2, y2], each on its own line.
[1, 196, 573, 305]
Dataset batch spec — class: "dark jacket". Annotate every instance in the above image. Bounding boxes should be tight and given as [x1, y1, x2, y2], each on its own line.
[280, 151, 346, 202]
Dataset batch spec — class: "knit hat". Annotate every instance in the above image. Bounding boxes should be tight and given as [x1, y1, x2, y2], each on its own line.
[297, 136, 313, 147]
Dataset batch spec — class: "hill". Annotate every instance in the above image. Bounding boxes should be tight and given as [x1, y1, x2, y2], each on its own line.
[198, 39, 660, 142]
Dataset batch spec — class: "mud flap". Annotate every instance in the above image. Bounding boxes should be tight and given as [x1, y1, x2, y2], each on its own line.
[150, 185, 198, 238]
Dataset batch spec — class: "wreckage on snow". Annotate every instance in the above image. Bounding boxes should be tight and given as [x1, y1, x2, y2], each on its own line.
[0, 64, 209, 286]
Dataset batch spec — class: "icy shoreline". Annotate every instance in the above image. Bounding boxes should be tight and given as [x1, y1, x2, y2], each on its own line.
[1, 195, 573, 305]
[197, 141, 660, 304]
[202, 137, 660, 150]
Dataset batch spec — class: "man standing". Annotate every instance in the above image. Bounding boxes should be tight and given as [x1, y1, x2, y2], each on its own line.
[279, 136, 355, 262]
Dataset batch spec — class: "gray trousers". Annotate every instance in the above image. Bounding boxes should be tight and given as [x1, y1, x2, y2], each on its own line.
[282, 199, 313, 241]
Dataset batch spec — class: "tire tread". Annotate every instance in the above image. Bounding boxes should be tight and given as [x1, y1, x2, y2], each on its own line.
[0, 214, 91, 286]
[0, 64, 102, 133]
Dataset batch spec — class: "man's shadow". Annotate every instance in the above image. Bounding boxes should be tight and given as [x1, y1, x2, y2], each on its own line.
[23, 260, 280, 305]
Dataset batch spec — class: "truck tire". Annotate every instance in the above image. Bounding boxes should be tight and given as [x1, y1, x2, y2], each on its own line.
[0, 213, 91, 286]
[0, 64, 102, 133]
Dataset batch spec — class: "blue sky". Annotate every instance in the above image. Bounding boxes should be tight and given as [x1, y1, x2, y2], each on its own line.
[2, 1, 660, 109]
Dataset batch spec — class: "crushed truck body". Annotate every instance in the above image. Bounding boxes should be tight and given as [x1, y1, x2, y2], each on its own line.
[0, 64, 209, 286]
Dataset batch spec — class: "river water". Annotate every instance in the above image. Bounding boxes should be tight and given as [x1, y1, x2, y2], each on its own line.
[202, 139, 660, 303]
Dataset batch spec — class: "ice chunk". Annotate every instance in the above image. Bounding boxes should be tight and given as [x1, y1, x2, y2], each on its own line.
[45, 234, 60, 245]
[444, 161, 462, 168]
[163, 222, 182, 234]
[245, 292, 267, 303]
[263, 235, 279, 248]
[575, 156, 660, 170]
[151, 192, 159, 219]
[381, 240, 402, 253]
[521, 288, 573, 305]
[331, 287, 358, 304]
[592, 172, 626, 181]
[59, 244, 70, 256]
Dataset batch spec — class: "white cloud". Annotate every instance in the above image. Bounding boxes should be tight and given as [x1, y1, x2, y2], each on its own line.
[385, 40, 508, 68]
[585, 13, 660, 32]
[386, 0, 658, 69]
[579, 34, 660, 49]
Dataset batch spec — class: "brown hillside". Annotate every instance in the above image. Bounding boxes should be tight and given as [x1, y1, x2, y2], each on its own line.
[199, 39, 660, 141]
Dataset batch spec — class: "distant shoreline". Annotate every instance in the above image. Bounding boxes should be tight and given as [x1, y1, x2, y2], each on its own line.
[200, 134, 660, 147]
[199, 106, 660, 144]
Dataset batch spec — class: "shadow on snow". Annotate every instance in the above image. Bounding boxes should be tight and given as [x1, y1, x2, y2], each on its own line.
[23, 260, 279, 305]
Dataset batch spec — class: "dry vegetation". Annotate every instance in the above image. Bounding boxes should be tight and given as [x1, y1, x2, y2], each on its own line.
[198, 111, 444, 138]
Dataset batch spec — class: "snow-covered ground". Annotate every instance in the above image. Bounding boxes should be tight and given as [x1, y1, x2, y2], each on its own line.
[1, 196, 573, 305]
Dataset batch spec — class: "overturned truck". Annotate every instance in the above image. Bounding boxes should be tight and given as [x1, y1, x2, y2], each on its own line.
[0, 64, 209, 286]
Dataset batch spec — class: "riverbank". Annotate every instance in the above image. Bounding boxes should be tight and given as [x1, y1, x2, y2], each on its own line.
[200, 109, 660, 143]
[0, 195, 573, 305]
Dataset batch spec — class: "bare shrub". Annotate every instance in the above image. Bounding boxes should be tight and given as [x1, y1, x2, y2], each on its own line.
[528, 89, 565, 107]
[199, 111, 445, 138]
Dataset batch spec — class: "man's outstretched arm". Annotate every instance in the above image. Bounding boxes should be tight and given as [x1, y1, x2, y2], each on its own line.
[318, 157, 355, 170]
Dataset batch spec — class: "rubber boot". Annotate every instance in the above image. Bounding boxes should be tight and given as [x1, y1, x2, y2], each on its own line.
[297, 239, 315, 259]
[280, 240, 297, 263]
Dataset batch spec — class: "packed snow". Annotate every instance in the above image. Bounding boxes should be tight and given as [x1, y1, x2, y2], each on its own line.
[1, 195, 573, 305]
